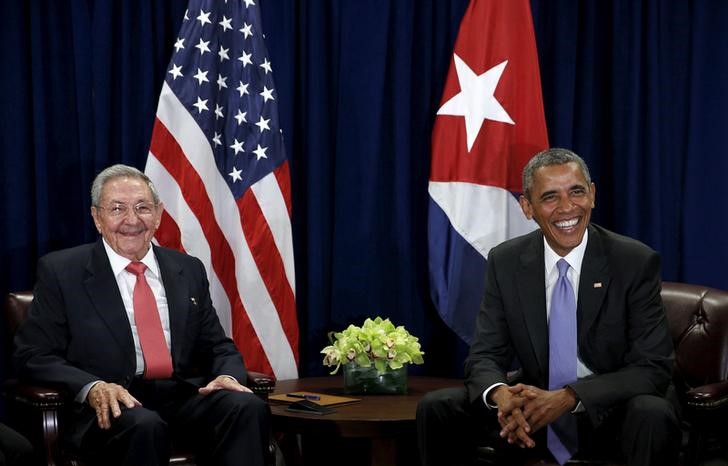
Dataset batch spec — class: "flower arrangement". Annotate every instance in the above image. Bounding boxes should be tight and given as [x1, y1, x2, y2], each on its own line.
[321, 316, 425, 374]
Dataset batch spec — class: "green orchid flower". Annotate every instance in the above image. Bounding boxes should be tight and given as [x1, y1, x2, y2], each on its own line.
[321, 316, 425, 374]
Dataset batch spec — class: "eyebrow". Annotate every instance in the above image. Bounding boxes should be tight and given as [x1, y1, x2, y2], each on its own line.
[538, 190, 558, 200]
[107, 197, 152, 203]
[538, 184, 587, 200]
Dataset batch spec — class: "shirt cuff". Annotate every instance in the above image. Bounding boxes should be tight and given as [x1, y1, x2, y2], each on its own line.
[482, 382, 507, 409]
[76, 380, 102, 404]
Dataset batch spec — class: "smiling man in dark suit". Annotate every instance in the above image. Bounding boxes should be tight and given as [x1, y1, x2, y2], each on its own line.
[417, 148, 680, 466]
[14, 164, 270, 466]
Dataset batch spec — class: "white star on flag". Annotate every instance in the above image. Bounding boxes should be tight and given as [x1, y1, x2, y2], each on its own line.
[195, 38, 211, 55]
[168, 64, 183, 80]
[437, 54, 514, 152]
[230, 138, 244, 154]
[253, 144, 267, 160]
[237, 81, 249, 96]
[196, 9, 211, 27]
[240, 23, 253, 39]
[239, 51, 253, 67]
[255, 116, 271, 132]
[218, 46, 230, 62]
[192, 97, 208, 113]
[219, 16, 233, 31]
[193, 68, 209, 85]
[217, 74, 228, 89]
[229, 166, 243, 182]
[260, 86, 274, 102]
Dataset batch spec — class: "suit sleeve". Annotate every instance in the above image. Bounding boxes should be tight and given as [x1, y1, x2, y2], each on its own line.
[13, 257, 100, 396]
[464, 250, 516, 404]
[570, 250, 674, 427]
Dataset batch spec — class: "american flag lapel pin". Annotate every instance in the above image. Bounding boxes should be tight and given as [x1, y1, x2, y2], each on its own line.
[593, 282, 602, 288]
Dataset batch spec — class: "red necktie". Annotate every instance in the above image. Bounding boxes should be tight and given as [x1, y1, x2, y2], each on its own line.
[126, 261, 173, 379]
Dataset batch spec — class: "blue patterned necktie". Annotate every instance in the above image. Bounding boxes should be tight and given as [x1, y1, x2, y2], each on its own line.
[547, 259, 578, 465]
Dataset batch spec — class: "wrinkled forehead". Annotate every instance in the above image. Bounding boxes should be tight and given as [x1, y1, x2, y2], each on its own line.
[534, 162, 590, 185]
[100, 177, 154, 203]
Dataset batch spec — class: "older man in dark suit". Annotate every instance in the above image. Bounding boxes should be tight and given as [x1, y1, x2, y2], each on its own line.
[14, 164, 270, 466]
[417, 148, 680, 466]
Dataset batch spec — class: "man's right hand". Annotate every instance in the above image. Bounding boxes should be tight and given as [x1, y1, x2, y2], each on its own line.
[490, 384, 537, 448]
[87, 382, 141, 429]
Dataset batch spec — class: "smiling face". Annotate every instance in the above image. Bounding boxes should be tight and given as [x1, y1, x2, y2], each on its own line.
[90, 176, 163, 261]
[519, 162, 596, 257]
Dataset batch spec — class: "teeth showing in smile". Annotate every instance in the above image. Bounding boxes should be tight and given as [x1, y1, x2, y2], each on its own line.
[555, 218, 578, 229]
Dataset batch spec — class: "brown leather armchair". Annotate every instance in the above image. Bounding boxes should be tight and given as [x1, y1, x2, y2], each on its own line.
[476, 281, 728, 466]
[662, 281, 728, 466]
[3, 291, 276, 466]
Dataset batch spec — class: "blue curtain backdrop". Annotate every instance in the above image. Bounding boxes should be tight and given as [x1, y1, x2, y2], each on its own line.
[2, 1, 727, 382]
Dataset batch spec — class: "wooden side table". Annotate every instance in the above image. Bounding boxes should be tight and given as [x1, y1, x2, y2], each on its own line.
[270, 376, 461, 466]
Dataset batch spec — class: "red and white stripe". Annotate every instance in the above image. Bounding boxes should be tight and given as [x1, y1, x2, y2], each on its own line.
[146, 82, 299, 380]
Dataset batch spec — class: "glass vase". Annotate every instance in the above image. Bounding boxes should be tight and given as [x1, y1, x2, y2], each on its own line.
[342, 363, 408, 395]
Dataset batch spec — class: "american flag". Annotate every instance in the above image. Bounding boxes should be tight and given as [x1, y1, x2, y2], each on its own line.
[145, 0, 298, 379]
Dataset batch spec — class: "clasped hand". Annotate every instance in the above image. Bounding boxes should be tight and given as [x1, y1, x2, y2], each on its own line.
[88, 376, 251, 429]
[491, 383, 578, 448]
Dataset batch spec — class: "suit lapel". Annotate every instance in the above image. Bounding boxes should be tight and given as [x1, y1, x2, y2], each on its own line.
[517, 233, 549, 379]
[577, 226, 610, 345]
[83, 241, 136, 367]
[154, 246, 187, 367]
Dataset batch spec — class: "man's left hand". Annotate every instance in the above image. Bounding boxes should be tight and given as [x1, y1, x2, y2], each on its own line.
[198, 375, 252, 395]
[492, 384, 537, 448]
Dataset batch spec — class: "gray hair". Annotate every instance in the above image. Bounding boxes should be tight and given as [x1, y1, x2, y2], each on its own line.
[522, 148, 591, 199]
[91, 164, 160, 206]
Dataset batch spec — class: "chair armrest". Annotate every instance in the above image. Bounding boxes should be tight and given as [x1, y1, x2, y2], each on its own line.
[685, 380, 728, 410]
[247, 371, 276, 400]
[3, 379, 66, 410]
[5, 374, 276, 404]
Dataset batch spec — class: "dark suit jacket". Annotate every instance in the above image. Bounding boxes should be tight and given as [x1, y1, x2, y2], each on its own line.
[13, 240, 247, 399]
[464, 224, 674, 427]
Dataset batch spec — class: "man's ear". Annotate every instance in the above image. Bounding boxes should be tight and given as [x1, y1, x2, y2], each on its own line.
[154, 202, 165, 230]
[590, 182, 596, 208]
[519, 195, 533, 220]
[90, 207, 102, 234]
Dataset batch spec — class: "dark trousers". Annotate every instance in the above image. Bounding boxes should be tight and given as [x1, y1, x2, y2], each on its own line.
[0, 422, 37, 466]
[76, 378, 270, 466]
[416, 386, 681, 466]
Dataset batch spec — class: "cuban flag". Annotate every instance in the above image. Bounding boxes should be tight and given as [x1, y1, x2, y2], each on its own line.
[428, 0, 549, 344]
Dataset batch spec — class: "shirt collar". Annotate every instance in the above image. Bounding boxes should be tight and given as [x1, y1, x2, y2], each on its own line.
[543, 228, 589, 276]
[102, 239, 160, 279]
